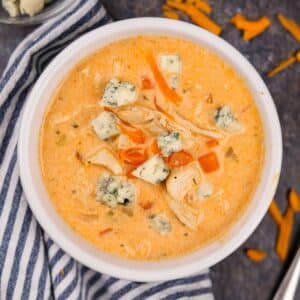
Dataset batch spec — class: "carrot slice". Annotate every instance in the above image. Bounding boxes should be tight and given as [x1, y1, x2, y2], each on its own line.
[163, 8, 180, 20]
[230, 13, 271, 41]
[278, 14, 300, 42]
[119, 148, 148, 166]
[268, 200, 283, 225]
[276, 206, 294, 261]
[245, 248, 267, 262]
[167, 151, 193, 168]
[267, 55, 296, 78]
[146, 53, 181, 103]
[206, 139, 219, 148]
[149, 139, 161, 155]
[141, 76, 154, 89]
[198, 152, 219, 173]
[119, 125, 146, 144]
[289, 188, 300, 212]
[166, 0, 221, 35]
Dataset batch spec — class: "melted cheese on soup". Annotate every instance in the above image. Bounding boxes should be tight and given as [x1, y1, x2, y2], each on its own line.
[40, 36, 264, 260]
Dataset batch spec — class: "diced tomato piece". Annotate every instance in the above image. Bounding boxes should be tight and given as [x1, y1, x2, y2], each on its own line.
[167, 151, 193, 168]
[119, 148, 148, 165]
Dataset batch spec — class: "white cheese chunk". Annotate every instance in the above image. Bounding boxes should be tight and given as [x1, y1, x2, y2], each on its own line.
[86, 148, 123, 175]
[91, 111, 120, 140]
[159, 54, 181, 74]
[214, 105, 242, 132]
[132, 155, 170, 184]
[96, 175, 135, 208]
[20, 0, 44, 17]
[148, 214, 172, 236]
[101, 78, 137, 107]
[157, 132, 183, 157]
[2, 0, 20, 17]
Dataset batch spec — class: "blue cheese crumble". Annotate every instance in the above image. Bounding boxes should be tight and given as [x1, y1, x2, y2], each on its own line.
[148, 214, 172, 235]
[159, 54, 181, 74]
[101, 78, 137, 107]
[157, 132, 183, 157]
[96, 175, 135, 208]
[91, 111, 120, 140]
[132, 155, 170, 184]
[214, 106, 241, 132]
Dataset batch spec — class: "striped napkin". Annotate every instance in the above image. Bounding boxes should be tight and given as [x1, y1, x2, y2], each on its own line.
[0, 0, 214, 299]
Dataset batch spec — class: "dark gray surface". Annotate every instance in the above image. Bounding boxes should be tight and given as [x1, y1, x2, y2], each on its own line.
[0, 1, 299, 299]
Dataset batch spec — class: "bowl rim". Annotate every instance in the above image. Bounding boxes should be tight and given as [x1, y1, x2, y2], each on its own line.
[18, 17, 282, 282]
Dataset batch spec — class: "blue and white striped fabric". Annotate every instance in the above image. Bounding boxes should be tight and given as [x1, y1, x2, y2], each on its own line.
[0, 1, 214, 299]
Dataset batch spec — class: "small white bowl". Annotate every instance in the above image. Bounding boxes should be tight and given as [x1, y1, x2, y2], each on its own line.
[0, 0, 74, 25]
[18, 18, 282, 282]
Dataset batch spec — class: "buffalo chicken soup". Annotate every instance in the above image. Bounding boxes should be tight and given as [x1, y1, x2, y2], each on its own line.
[40, 36, 264, 260]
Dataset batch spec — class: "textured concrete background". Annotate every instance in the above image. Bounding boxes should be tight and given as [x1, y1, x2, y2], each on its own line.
[0, 1, 299, 299]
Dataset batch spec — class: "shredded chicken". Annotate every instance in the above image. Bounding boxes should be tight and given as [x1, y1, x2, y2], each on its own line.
[85, 148, 123, 175]
[166, 162, 203, 229]
[156, 97, 225, 139]
[117, 106, 159, 124]
[50, 104, 100, 126]
[116, 104, 219, 146]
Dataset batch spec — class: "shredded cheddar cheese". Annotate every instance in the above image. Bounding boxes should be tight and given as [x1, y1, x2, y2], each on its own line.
[185, 0, 212, 14]
[163, 9, 180, 20]
[165, 0, 222, 35]
[269, 192, 300, 262]
[296, 50, 300, 63]
[278, 14, 300, 42]
[230, 13, 271, 41]
[268, 200, 283, 225]
[289, 188, 300, 212]
[276, 206, 294, 261]
[245, 248, 267, 262]
[267, 55, 296, 78]
[162, 5, 180, 20]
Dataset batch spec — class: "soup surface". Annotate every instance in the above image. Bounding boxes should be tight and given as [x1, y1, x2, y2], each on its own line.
[40, 36, 264, 260]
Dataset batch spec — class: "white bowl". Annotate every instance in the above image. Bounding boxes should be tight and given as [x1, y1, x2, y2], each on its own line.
[18, 17, 282, 282]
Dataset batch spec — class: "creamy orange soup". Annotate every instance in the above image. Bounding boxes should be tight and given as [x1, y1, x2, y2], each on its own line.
[40, 36, 264, 260]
